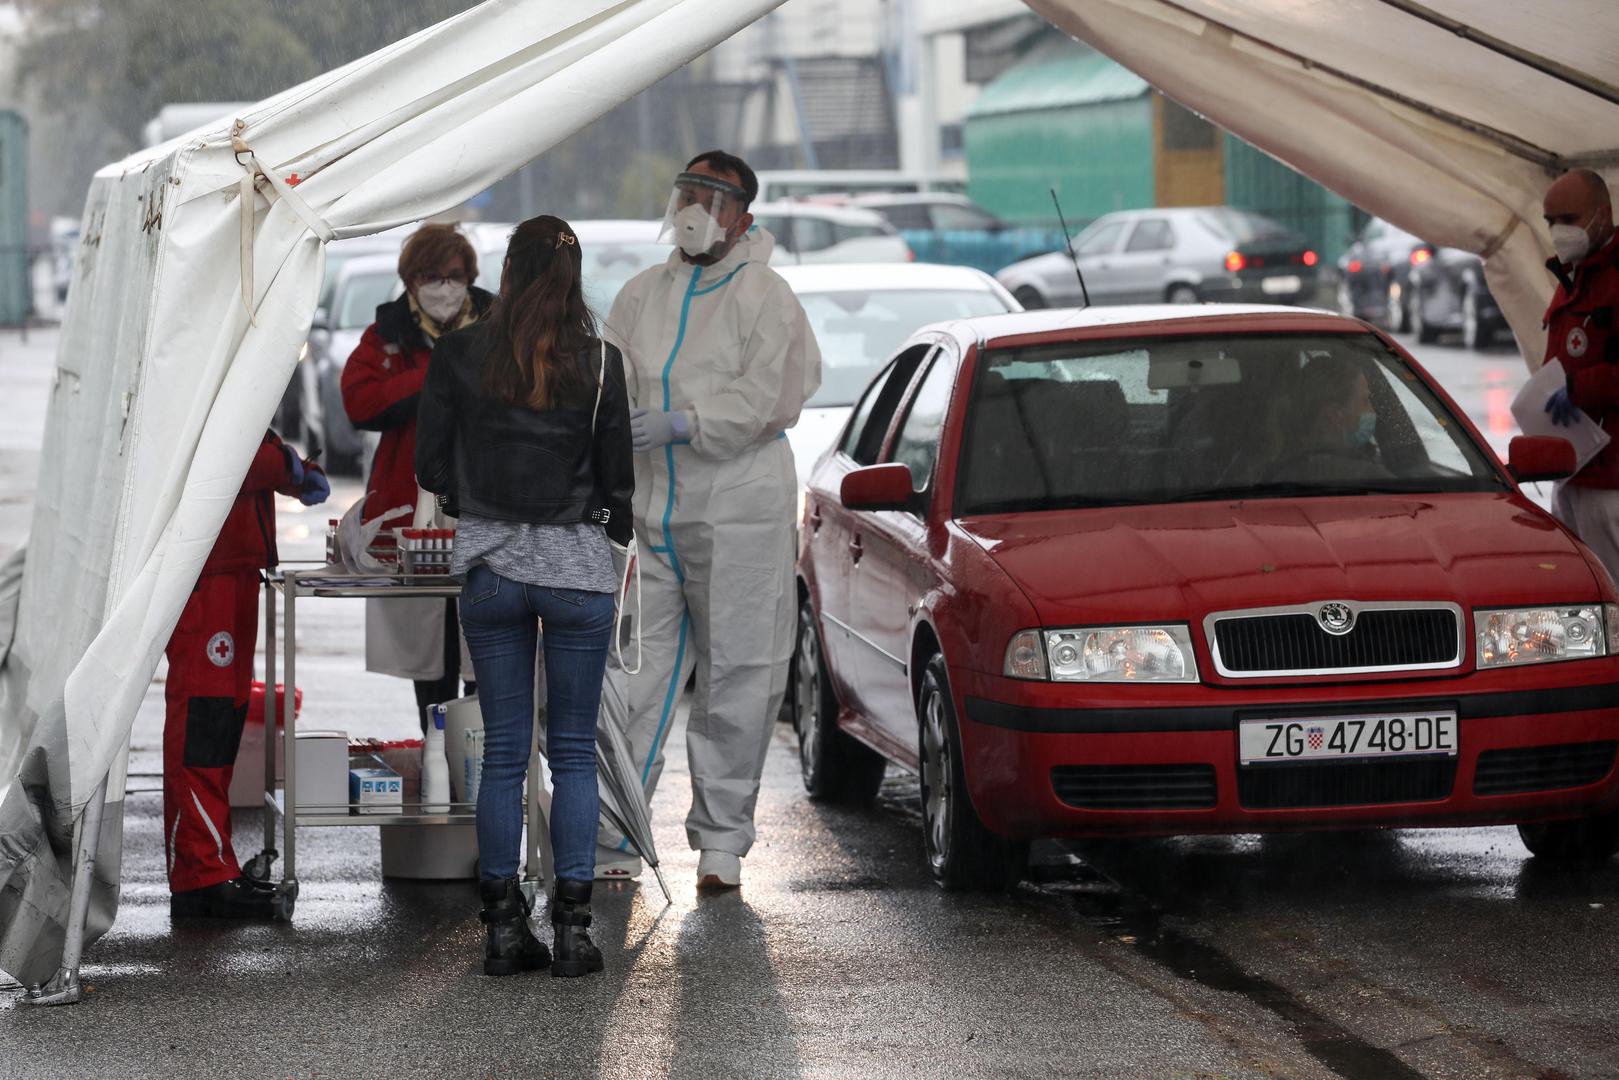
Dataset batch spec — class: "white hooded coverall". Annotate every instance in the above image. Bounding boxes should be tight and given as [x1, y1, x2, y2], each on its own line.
[603, 226, 820, 856]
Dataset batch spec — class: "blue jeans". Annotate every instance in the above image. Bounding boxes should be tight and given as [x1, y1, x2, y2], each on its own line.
[458, 564, 615, 883]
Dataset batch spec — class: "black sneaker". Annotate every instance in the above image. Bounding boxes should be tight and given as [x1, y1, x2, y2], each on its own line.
[170, 878, 276, 920]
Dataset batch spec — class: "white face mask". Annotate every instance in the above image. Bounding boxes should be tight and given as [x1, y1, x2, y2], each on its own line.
[416, 280, 468, 324]
[1551, 221, 1593, 267]
[674, 204, 727, 258]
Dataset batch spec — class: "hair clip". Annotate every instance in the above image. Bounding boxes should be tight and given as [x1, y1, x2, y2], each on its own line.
[555, 232, 577, 248]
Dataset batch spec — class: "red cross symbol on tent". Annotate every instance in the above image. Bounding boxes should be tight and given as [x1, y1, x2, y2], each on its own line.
[207, 632, 235, 668]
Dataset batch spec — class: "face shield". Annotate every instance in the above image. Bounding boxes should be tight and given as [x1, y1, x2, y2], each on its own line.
[660, 172, 749, 259]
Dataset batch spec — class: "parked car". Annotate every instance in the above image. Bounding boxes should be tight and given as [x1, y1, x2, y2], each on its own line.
[794, 302, 1619, 890]
[472, 219, 670, 315]
[1337, 217, 1429, 333]
[751, 202, 913, 266]
[305, 253, 405, 474]
[996, 207, 1318, 310]
[777, 262, 1020, 490]
[1405, 247, 1509, 350]
[851, 193, 1068, 276]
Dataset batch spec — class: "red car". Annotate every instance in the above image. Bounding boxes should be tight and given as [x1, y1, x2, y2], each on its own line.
[792, 305, 1619, 889]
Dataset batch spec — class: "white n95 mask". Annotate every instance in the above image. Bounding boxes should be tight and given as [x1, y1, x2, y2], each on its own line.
[1551, 223, 1592, 267]
[674, 204, 726, 259]
[417, 280, 468, 324]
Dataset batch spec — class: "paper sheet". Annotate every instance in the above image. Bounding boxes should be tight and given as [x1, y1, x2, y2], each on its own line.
[1510, 359, 1610, 472]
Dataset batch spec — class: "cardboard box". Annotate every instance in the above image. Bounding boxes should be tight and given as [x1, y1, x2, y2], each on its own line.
[349, 761, 402, 815]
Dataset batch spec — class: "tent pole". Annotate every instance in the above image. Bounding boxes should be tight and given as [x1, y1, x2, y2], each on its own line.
[22, 774, 110, 1007]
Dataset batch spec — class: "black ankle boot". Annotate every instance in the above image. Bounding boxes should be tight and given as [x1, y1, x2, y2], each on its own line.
[550, 879, 605, 978]
[479, 877, 551, 976]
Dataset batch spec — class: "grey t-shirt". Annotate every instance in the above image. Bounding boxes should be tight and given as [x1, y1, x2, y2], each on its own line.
[452, 511, 616, 594]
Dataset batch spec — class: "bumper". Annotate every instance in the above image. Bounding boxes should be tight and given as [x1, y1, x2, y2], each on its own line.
[1201, 270, 1320, 305]
[953, 671, 1619, 839]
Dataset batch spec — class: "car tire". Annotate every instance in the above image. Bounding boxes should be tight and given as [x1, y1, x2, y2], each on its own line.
[793, 597, 885, 804]
[1517, 810, 1619, 864]
[1461, 286, 1493, 351]
[1166, 284, 1199, 305]
[1013, 286, 1046, 310]
[916, 654, 1027, 891]
[1412, 291, 1440, 344]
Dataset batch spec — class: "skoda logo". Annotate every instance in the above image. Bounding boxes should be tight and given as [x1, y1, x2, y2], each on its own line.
[1317, 603, 1355, 635]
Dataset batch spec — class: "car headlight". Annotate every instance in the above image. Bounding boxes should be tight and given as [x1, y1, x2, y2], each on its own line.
[1475, 605, 1619, 668]
[1003, 625, 1199, 682]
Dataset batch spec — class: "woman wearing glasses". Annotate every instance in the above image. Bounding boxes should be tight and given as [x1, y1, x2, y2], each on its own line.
[342, 224, 495, 730]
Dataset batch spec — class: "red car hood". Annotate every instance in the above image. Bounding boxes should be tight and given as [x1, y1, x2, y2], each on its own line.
[958, 494, 1606, 626]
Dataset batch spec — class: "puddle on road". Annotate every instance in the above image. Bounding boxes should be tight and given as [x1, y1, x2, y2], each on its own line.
[1034, 862, 1425, 1080]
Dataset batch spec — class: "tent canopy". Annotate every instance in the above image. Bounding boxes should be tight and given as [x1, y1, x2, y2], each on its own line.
[0, 0, 783, 988]
[1025, 0, 1619, 362]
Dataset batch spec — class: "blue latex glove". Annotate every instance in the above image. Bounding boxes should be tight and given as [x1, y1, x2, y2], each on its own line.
[299, 464, 330, 506]
[630, 408, 691, 452]
[282, 444, 305, 486]
[1546, 387, 1578, 427]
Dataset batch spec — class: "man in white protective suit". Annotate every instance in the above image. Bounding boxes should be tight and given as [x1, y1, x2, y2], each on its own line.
[601, 150, 821, 889]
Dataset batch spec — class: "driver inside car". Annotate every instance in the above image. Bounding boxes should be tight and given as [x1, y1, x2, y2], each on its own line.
[1267, 355, 1394, 482]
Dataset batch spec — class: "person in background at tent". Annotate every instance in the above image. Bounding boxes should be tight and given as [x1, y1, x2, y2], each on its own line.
[342, 224, 495, 730]
[1540, 169, 1619, 579]
[601, 150, 820, 890]
[417, 215, 635, 978]
[166, 431, 328, 919]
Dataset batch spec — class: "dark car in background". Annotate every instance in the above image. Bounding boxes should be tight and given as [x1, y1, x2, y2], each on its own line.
[1338, 217, 1507, 348]
[852, 193, 1068, 276]
[995, 207, 1318, 310]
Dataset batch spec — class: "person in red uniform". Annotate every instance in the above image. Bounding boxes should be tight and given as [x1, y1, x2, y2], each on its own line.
[166, 431, 328, 919]
[341, 224, 494, 729]
[1540, 169, 1619, 579]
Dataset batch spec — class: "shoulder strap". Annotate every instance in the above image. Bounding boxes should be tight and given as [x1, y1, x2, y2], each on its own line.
[592, 339, 606, 435]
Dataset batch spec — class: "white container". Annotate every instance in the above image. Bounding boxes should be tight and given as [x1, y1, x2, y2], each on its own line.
[292, 730, 349, 811]
[422, 705, 451, 813]
[442, 695, 484, 803]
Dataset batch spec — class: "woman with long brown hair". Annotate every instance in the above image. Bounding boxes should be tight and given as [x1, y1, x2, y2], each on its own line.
[416, 215, 634, 978]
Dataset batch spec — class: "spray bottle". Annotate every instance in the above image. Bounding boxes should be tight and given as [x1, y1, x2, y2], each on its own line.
[422, 704, 451, 813]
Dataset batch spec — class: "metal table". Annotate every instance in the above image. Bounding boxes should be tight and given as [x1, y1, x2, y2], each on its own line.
[258, 567, 550, 919]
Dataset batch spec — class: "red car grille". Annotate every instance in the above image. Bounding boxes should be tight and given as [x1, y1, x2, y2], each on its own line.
[1051, 764, 1217, 810]
[1473, 741, 1617, 796]
[1213, 609, 1458, 674]
[1238, 759, 1456, 809]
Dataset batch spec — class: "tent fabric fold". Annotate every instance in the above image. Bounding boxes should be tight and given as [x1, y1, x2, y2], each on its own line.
[1025, 0, 1619, 365]
[0, 0, 784, 987]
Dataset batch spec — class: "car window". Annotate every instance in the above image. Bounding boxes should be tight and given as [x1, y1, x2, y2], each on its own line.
[955, 333, 1505, 516]
[801, 288, 1012, 408]
[843, 344, 932, 466]
[1125, 219, 1175, 253]
[931, 203, 1001, 231]
[832, 221, 890, 244]
[888, 349, 957, 497]
[337, 271, 401, 330]
[756, 216, 792, 252]
[793, 216, 837, 252]
[878, 203, 932, 230]
[1075, 221, 1126, 257]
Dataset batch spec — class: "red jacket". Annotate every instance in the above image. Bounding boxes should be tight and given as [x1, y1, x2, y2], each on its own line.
[1549, 231, 1619, 488]
[204, 432, 301, 575]
[340, 290, 494, 524]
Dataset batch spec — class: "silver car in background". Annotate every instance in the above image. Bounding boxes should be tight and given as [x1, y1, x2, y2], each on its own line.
[995, 206, 1319, 310]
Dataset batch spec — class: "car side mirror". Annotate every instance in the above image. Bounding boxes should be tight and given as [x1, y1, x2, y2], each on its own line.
[311, 307, 332, 333]
[1508, 435, 1577, 484]
[841, 463, 915, 512]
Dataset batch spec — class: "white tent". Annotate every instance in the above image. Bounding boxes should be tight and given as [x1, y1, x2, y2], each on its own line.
[1025, 0, 1619, 366]
[0, 0, 783, 993]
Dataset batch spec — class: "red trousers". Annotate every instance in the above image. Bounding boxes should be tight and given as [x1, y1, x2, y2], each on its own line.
[163, 569, 259, 892]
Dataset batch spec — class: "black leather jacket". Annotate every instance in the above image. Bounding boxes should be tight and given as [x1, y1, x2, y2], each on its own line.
[415, 323, 634, 546]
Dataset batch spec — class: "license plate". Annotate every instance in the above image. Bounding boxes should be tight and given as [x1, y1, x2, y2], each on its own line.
[1261, 275, 1302, 295]
[1238, 712, 1458, 765]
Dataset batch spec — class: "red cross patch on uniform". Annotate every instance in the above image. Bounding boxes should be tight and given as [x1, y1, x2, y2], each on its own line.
[206, 631, 235, 667]
[1568, 326, 1590, 358]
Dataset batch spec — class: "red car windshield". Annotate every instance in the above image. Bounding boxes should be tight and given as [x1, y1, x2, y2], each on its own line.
[957, 333, 1506, 515]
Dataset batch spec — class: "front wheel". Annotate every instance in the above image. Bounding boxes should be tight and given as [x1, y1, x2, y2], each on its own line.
[917, 655, 1027, 891]
[794, 598, 885, 804]
[1165, 283, 1199, 305]
[1412, 290, 1440, 344]
[1518, 810, 1619, 864]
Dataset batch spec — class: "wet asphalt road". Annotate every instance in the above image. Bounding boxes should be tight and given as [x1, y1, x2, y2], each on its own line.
[5, 325, 1619, 1079]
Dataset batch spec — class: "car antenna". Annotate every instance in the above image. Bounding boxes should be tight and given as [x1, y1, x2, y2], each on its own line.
[1050, 187, 1091, 308]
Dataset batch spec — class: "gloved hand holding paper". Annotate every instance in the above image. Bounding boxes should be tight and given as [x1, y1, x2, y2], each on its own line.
[1510, 359, 1610, 472]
